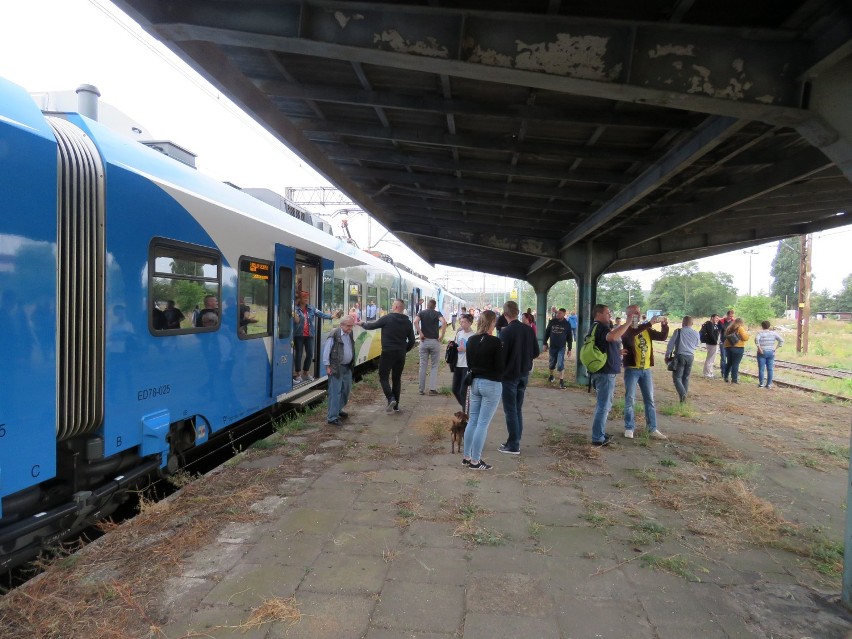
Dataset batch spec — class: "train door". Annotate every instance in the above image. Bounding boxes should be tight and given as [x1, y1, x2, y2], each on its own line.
[271, 243, 295, 399]
[295, 257, 320, 382]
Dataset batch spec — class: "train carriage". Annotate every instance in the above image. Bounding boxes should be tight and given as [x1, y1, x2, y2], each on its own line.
[0, 76, 465, 570]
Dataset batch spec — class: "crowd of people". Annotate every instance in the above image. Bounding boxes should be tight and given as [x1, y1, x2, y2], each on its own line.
[324, 296, 784, 466]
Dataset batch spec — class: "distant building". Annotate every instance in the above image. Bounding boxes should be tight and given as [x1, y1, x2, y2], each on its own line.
[814, 311, 852, 321]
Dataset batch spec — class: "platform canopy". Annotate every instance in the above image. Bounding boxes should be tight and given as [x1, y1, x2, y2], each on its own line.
[112, 0, 852, 284]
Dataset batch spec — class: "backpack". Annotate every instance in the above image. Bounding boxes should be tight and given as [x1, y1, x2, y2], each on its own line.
[579, 322, 608, 373]
[724, 329, 740, 347]
[699, 321, 713, 345]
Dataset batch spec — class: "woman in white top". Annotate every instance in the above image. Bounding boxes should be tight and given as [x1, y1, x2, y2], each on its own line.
[755, 320, 784, 388]
[451, 314, 475, 408]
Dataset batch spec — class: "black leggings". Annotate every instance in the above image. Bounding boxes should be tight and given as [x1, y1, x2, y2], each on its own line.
[452, 366, 468, 409]
[378, 349, 407, 403]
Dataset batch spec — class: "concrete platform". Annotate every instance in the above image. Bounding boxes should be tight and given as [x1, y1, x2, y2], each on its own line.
[147, 360, 852, 638]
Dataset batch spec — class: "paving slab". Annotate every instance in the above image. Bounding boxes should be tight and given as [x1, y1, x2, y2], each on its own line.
[300, 552, 389, 594]
[372, 581, 466, 633]
[268, 592, 375, 639]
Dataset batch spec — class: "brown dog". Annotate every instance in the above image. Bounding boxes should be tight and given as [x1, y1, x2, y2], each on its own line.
[451, 411, 468, 453]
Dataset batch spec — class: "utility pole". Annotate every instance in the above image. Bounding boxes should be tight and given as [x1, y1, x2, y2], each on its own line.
[743, 249, 758, 296]
[796, 234, 812, 354]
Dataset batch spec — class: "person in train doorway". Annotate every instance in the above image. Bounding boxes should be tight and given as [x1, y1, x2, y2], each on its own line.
[415, 298, 424, 314]
[323, 316, 356, 426]
[196, 295, 219, 327]
[717, 309, 735, 379]
[365, 299, 378, 321]
[359, 298, 416, 412]
[414, 299, 447, 395]
[543, 307, 573, 389]
[293, 290, 337, 383]
[621, 305, 669, 440]
[498, 300, 540, 455]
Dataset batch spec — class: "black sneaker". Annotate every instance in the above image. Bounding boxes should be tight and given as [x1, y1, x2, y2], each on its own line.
[592, 434, 614, 447]
[338, 410, 349, 419]
[462, 458, 471, 466]
[498, 444, 520, 455]
[559, 380, 566, 389]
[386, 400, 395, 413]
[548, 375, 554, 383]
[327, 419, 340, 427]
[392, 401, 400, 412]
[468, 460, 493, 470]
[428, 389, 439, 396]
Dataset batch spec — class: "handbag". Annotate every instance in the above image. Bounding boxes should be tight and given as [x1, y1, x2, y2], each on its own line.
[463, 369, 474, 386]
[666, 329, 681, 371]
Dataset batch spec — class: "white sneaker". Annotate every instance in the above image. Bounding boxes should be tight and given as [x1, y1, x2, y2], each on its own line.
[649, 430, 668, 440]
[293, 376, 302, 383]
[623, 429, 634, 439]
[303, 375, 314, 382]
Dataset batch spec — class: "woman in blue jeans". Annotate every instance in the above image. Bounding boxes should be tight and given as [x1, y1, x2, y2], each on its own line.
[723, 318, 750, 384]
[462, 310, 504, 470]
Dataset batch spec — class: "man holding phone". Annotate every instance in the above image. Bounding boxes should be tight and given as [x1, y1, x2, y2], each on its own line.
[621, 305, 670, 440]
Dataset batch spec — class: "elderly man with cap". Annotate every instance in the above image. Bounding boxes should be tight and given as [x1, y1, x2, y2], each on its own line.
[322, 316, 356, 426]
[293, 290, 338, 383]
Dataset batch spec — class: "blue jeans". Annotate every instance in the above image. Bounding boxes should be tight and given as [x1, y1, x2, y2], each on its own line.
[624, 367, 658, 433]
[548, 347, 566, 372]
[293, 335, 314, 373]
[591, 373, 617, 443]
[501, 374, 529, 452]
[719, 343, 727, 378]
[464, 378, 502, 462]
[757, 350, 775, 386]
[726, 347, 745, 383]
[327, 367, 352, 421]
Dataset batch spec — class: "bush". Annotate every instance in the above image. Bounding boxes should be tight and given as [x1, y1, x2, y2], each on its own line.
[734, 295, 777, 326]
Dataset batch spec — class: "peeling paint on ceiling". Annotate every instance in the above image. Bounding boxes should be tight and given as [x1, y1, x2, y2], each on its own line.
[374, 29, 449, 58]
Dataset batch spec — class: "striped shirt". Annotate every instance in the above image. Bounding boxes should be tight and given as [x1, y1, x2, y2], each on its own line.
[755, 330, 784, 353]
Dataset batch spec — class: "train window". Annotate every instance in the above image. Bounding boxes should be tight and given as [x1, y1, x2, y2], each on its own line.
[366, 285, 378, 321]
[348, 282, 363, 321]
[278, 267, 293, 339]
[322, 276, 345, 328]
[237, 257, 271, 339]
[149, 239, 220, 334]
[379, 287, 390, 316]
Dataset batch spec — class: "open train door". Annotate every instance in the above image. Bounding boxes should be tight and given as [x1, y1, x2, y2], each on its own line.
[272, 243, 296, 399]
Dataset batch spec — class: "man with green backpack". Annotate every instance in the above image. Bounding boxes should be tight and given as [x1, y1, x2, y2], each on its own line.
[583, 304, 631, 446]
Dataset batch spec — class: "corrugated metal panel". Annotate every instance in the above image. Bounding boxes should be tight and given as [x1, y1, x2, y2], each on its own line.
[47, 117, 105, 440]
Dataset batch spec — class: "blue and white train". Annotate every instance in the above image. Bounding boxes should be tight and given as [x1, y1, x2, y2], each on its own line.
[0, 77, 466, 570]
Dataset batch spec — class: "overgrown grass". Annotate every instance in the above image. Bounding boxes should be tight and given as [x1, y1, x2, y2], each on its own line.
[658, 401, 697, 418]
[631, 520, 668, 545]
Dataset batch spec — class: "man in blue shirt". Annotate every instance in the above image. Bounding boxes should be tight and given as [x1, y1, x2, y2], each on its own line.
[568, 310, 578, 342]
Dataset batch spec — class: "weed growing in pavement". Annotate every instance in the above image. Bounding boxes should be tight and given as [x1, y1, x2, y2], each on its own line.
[436, 386, 453, 395]
[798, 455, 822, 469]
[630, 520, 668, 545]
[720, 462, 760, 478]
[641, 554, 701, 581]
[451, 493, 504, 545]
[528, 521, 543, 538]
[658, 401, 696, 418]
[250, 438, 278, 450]
[581, 501, 616, 528]
[466, 479, 480, 488]
[659, 458, 677, 467]
[166, 470, 196, 489]
[815, 441, 850, 459]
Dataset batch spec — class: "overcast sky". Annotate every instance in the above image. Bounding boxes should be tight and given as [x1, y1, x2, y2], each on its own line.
[2, 0, 849, 296]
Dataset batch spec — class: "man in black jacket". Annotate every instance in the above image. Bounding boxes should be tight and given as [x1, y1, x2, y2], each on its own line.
[359, 299, 416, 412]
[700, 313, 721, 378]
[498, 300, 540, 455]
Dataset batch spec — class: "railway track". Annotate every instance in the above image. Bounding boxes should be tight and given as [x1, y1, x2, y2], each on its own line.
[653, 346, 851, 402]
[742, 353, 852, 379]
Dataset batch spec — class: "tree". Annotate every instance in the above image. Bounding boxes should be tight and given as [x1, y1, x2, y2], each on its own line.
[735, 295, 777, 325]
[770, 238, 801, 311]
[835, 275, 852, 312]
[596, 273, 644, 315]
[647, 262, 736, 317]
[544, 279, 577, 312]
[809, 288, 836, 314]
